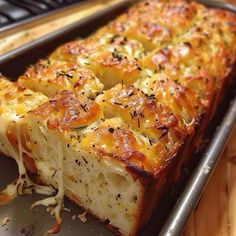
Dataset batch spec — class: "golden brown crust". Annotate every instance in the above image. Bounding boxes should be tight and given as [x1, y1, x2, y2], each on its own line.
[19, 60, 103, 98]
[97, 84, 185, 171]
[31, 90, 103, 131]
[79, 118, 153, 171]
[0, 77, 48, 121]
[51, 33, 145, 63]
[99, 0, 201, 50]
[50, 33, 145, 89]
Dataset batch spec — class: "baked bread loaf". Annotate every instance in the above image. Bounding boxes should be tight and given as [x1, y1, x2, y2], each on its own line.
[1, 0, 236, 235]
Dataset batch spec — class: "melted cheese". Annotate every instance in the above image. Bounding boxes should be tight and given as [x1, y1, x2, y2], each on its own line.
[0, 78, 65, 234]
[0, 123, 55, 205]
[31, 135, 64, 234]
[0, 113, 65, 235]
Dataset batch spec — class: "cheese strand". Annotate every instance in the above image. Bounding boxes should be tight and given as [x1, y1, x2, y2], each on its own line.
[0, 124, 55, 204]
[31, 134, 65, 235]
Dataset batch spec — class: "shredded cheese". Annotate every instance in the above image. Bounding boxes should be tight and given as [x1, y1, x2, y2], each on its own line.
[78, 211, 87, 223]
[0, 217, 10, 227]
[31, 134, 65, 235]
[0, 121, 65, 235]
[0, 123, 55, 205]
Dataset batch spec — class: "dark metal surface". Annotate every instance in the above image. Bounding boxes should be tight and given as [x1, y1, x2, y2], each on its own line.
[0, 1, 235, 236]
[0, 0, 87, 36]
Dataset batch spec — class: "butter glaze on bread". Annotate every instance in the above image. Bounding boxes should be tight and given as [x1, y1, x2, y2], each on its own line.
[1, 0, 236, 235]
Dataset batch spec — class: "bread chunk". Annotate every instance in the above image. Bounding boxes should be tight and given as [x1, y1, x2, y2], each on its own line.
[0, 77, 54, 205]
[19, 60, 103, 98]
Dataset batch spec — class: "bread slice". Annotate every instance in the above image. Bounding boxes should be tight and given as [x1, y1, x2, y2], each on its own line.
[0, 77, 54, 204]
[24, 113, 144, 235]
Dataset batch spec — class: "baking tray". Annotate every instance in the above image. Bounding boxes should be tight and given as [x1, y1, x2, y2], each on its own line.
[0, 0, 105, 39]
[0, 1, 236, 236]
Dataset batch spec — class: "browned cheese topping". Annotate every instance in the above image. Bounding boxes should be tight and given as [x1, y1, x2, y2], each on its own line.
[14, 0, 236, 175]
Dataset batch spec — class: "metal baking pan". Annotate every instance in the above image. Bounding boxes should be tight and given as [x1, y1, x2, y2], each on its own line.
[0, 0, 235, 236]
[0, 0, 107, 38]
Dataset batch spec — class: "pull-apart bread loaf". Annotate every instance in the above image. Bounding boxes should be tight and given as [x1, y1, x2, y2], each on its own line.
[1, 0, 236, 235]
